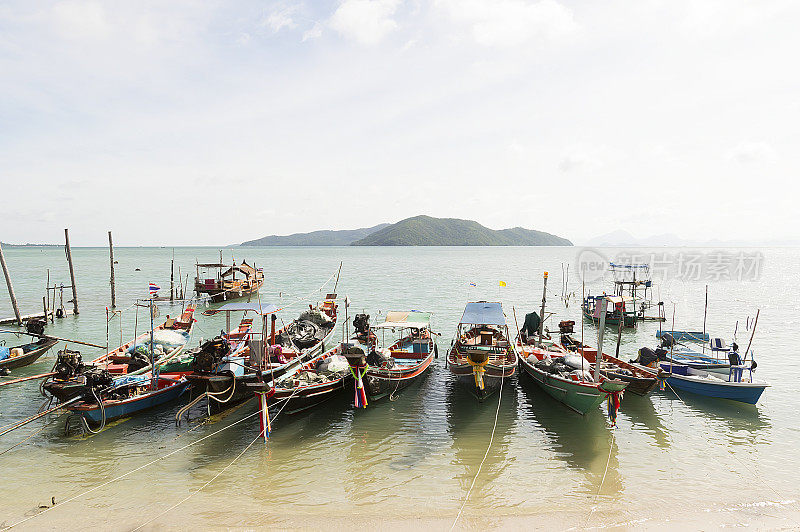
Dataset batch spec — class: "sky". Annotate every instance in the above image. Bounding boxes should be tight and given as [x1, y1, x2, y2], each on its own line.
[1, 0, 798, 246]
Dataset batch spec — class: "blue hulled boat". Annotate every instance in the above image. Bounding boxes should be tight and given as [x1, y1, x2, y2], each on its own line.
[658, 363, 768, 405]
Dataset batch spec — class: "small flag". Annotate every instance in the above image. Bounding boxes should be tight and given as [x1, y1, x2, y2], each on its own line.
[499, 281, 507, 287]
[149, 283, 160, 294]
[469, 282, 476, 287]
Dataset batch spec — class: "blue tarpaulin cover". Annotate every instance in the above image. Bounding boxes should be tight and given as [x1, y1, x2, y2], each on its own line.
[460, 302, 505, 326]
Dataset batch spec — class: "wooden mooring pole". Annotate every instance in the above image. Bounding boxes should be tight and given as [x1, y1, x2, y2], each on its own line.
[108, 231, 116, 308]
[0, 242, 22, 325]
[64, 228, 79, 315]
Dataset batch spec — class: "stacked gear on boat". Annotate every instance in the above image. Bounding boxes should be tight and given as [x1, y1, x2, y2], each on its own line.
[275, 308, 334, 350]
[125, 329, 190, 370]
[532, 355, 596, 382]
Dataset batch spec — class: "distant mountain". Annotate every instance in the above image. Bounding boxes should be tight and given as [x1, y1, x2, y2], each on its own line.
[351, 216, 572, 246]
[241, 224, 389, 246]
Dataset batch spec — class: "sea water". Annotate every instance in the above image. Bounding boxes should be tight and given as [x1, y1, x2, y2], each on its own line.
[0, 245, 798, 529]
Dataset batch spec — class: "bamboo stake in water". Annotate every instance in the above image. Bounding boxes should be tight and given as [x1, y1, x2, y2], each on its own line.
[64, 229, 79, 315]
[0, 242, 22, 325]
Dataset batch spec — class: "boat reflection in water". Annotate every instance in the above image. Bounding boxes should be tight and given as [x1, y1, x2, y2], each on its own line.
[517, 371, 623, 498]
[445, 373, 518, 509]
[655, 392, 771, 446]
[617, 395, 671, 450]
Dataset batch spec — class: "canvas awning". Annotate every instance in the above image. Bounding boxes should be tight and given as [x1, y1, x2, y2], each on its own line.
[373, 310, 432, 330]
[460, 302, 505, 326]
[215, 302, 278, 314]
[222, 261, 257, 278]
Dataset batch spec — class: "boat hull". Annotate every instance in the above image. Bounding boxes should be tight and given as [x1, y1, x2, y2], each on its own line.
[196, 281, 263, 304]
[665, 374, 767, 405]
[448, 362, 515, 400]
[364, 353, 433, 401]
[0, 338, 58, 370]
[269, 377, 350, 415]
[519, 357, 624, 415]
[72, 379, 191, 425]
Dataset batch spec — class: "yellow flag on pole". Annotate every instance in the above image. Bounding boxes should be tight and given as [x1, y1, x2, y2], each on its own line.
[499, 281, 507, 287]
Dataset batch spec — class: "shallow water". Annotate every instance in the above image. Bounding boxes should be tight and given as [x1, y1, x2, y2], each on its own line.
[0, 245, 798, 529]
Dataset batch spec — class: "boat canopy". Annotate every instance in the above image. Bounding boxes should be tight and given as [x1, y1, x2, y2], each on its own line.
[374, 310, 431, 330]
[460, 302, 505, 326]
[221, 261, 259, 279]
[605, 295, 635, 305]
[216, 302, 278, 314]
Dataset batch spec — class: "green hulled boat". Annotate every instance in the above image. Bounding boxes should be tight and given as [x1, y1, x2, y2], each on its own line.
[518, 341, 627, 415]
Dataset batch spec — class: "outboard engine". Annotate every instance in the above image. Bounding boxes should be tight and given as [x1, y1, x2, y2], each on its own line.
[352, 313, 373, 344]
[84, 367, 114, 390]
[558, 320, 575, 334]
[660, 333, 675, 348]
[191, 336, 231, 374]
[26, 318, 45, 336]
[53, 349, 85, 380]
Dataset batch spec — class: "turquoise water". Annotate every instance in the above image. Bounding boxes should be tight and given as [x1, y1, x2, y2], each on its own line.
[0, 246, 798, 529]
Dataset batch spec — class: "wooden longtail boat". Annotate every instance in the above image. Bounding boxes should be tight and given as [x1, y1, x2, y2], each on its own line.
[558, 327, 658, 396]
[42, 306, 196, 404]
[67, 372, 191, 428]
[655, 362, 768, 405]
[447, 302, 517, 400]
[194, 261, 263, 303]
[343, 310, 436, 406]
[185, 297, 339, 412]
[0, 319, 57, 372]
[249, 343, 352, 416]
[582, 295, 637, 328]
[518, 341, 628, 414]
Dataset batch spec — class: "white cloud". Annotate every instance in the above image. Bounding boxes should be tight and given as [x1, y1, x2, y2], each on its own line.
[302, 22, 323, 41]
[436, 0, 578, 47]
[329, 0, 400, 45]
[727, 141, 778, 164]
[265, 6, 298, 32]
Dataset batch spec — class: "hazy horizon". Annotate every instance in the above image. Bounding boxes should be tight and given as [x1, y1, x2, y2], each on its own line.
[2, 1, 798, 246]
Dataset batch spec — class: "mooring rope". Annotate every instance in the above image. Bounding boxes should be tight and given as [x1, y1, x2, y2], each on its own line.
[1, 408, 263, 530]
[449, 369, 505, 531]
[580, 431, 615, 529]
[131, 385, 303, 529]
[130, 430, 264, 531]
